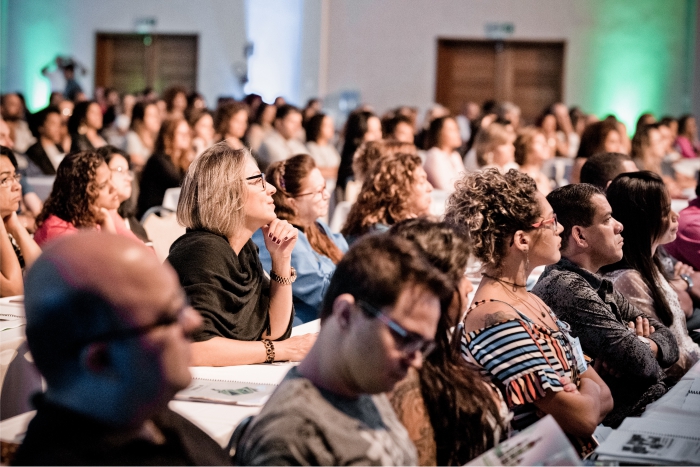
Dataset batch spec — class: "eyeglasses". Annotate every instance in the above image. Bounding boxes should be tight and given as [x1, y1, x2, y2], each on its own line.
[531, 214, 558, 232]
[71, 303, 190, 353]
[295, 183, 327, 198]
[246, 173, 266, 190]
[356, 300, 436, 358]
[110, 166, 133, 178]
[0, 173, 21, 188]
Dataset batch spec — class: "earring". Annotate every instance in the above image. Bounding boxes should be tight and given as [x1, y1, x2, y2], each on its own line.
[524, 249, 530, 274]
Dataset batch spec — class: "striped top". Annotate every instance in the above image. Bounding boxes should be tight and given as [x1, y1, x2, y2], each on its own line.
[459, 300, 576, 426]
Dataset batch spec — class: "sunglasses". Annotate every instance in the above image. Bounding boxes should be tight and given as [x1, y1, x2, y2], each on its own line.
[356, 300, 436, 358]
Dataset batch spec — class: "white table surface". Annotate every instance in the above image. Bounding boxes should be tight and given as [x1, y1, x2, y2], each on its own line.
[0, 315, 319, 448]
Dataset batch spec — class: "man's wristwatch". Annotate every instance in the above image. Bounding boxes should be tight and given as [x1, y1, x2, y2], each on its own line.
[680, 273, 694, 290]
[270, 267, 297, 285]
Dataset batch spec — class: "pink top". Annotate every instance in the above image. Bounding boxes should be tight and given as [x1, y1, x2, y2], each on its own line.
[33, 215, 83, 247]
[423, 147, 466, 191]
[109, 210, 141, 243]
[675, 135, 698, 159]
[34, 212, 141, 247]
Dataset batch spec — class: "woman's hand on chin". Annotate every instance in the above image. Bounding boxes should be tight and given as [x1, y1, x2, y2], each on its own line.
[96, 207, 117, 234]
[262, 218, 298, 260]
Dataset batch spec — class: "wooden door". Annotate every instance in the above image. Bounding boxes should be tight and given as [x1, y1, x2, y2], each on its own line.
[435, 40, 564, 124]
[95, 34, 198, 94]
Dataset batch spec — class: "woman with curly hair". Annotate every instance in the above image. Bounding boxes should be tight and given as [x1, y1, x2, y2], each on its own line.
[445, 169, 612, 458]
[345, 140, 417, 204]
[341, 152, 432, 244]
[34, 151, 120, 246]
[388, 218, 507, 465]
[137, 117, 193, 218]
[252, 154, 348, 324]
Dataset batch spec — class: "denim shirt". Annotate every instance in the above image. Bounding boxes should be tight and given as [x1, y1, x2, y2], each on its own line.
[253, 220, 348, 324]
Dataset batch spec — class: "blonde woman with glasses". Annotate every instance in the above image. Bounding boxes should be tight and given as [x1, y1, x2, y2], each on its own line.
[167, 142, 316, 366]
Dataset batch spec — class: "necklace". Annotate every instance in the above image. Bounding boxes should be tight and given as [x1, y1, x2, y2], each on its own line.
[481, 273, 527, 291]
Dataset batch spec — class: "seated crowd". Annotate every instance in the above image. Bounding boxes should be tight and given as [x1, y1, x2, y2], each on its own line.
[3, 83, 700, 465]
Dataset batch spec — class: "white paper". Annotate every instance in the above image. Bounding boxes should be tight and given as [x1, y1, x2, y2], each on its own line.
[465, 415, 581, 466]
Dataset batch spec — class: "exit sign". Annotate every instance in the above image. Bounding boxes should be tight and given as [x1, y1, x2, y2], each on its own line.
[485, 22, 515, 39]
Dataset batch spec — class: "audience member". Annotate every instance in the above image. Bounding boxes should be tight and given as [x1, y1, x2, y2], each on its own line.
[0, 146, 41, 296]
[137, 117, 193, 219]
[423, 116, 466, 192]
[675, 114, 698, 159]
[98, 146, 151, 244]
[382, 114, 415, 143]
[246, 102, 276, 154]
[34, 151, 120, 246]
[237, 234, 452, 466]
[305, 113, 340, 179]
[533, 183, 679, 426]
[496, 101, 522, 132]
[632, 123, 683, 198]
[445, 169, 612, 457]
[602, 171, 700, 380]
[257, 104, 307, 170]
[470, 122, 517, 173]
[536, 104, 573, 158]
[68, 101, 107, 152]
[214, 101, 249, 150]
[125, 101, 161, 171]
[580, 152, 638, 191]
[25, 106, 65, 175]
[253, 154, 348, 324]
[1, 93, 36, 154]
[337, 110, 382, 191]
[13, 233, 231, 465]
[666, 181, 700, 271]
[342, 152, 432, 244]
[167, 143, 316, 366]
[188, 108, 215, 157]
[162, 85, 189, 120]
[351, 140, 417, 187]
[569, 119, 623, 184]
[514, 126, 554, 195]
[388, 218, 507, 465]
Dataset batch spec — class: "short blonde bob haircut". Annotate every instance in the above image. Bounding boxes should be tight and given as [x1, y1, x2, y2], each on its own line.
[177, 142, 248, 238]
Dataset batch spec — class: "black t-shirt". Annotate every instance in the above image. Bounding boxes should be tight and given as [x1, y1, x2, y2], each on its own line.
[167, 229, 294, 342]
[137, 153, 183, 219]
[12, 395, 231, 466]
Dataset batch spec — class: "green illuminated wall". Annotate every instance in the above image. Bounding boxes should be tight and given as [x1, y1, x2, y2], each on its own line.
[569, 0, 696, 131]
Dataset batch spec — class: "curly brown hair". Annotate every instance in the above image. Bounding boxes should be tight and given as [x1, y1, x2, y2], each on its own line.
[444, 169, 540, 271]
[36, 151, 105, 229]
[351, 140, 417, 183]
[342, 152, 424, 238]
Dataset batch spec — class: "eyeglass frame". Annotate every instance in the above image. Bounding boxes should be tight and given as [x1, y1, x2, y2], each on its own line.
[69, 302, 191, 353]
[355, 299, 436, 358]
[0, 172, 21, 188]
[294, 182, 328, 198]
[245, 173, 266, 190]
[531, 213, 558, 232]
[110, 166, 134, 178]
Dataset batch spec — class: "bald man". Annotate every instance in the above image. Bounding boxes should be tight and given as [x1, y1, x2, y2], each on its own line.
[13, 232, 231, 466]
